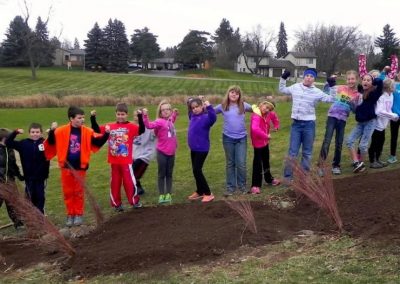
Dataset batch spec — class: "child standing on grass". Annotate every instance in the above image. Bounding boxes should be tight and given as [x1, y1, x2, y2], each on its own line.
[142, 100, 178, 204]
[279, 68, 335, 182]
[186, 97, 217, 203]
[388, 72, 400, 164]
[90, 103, 144, 211]
[318, 70, 361, 175]
[368, 79, 398, 168]
[132, 109, 157, 195]
[346, 75, 383, 173]
[215, 85, 253, 196]
[249, 100, 280, 194]
[6, 123, 50, 214]
[45, 106, 109, 227]
[0, 128, 24, 229]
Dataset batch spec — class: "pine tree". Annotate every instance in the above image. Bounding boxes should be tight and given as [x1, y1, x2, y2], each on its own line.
[374, 24, 400, 67]
[130, 27, 161, 69]
[276, 22, 288, 58]
[31, 16, 54, 67]
[84, 22, 105, 70]
[175, 30, 213, 66]
[73, 37, 80, 50]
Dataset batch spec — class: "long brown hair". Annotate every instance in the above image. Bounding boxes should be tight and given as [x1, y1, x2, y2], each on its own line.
[221, 85, 245, 114]
[361, 74, 375, 100]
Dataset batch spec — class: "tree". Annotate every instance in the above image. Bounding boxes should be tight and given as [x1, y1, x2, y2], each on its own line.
[212, 18, 242, 69]
[84, 22, 105, 70]
[276, 22, 288, 58]
[241, 25, 275, 74]
[163, 46, 177, 58]
[102, 18, 130, 72]
[61, 39, 73, 50]
[130, 27, 161, 69]
[73, 37, 80, 49]
[175, 30, 214, 66]
[294, 24, 359, 75]
[30, 16, 55, 67]
[374, 24, 400, 68]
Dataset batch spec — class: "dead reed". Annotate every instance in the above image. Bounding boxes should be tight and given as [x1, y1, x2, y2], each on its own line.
[225, 199, 257, 234]
[0, 182, 75, 256]
[290, 159, 343, 232]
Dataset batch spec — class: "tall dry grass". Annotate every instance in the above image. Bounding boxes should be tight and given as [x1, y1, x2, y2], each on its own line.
[225, 199, 257, 244]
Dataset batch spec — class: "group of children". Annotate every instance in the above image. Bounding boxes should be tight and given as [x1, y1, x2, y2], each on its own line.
[2, 66, 400, 229]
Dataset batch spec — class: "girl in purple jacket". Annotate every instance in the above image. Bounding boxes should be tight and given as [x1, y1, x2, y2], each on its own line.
[186, 97, 217, 203]
[249, 101, 280, 194]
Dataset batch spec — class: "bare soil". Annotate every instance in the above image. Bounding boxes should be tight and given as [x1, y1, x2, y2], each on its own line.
[1, 169, 399, 277]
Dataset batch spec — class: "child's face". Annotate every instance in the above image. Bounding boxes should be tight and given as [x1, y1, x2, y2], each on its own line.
[259, 104, 271, 115]
[228, 90, 240, 103]
[160, 104, 172, 118]
[191, 102, 203, 115]
[346, 74, 358, 88]
[362, 76, 373, 90]
[29, 128, 42, 141]
[70, 114, 85, 128]
[116, 111, 128, 123]
[303, 74, 315, 86]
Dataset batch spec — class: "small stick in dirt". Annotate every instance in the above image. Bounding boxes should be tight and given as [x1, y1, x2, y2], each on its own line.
[290, 159, 343, 232]
[0, 223, 13, 230]
[0, 183, 75, 256]
[225, 199, 258, 234]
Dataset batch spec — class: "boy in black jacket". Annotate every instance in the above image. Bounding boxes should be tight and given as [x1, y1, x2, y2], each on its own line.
[0, 128, 24, 228]
[6, 123, 50, 214]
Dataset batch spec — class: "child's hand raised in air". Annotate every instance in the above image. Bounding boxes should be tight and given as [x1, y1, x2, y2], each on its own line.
[203, 100, 210, 107]
[142, 108, 148, 115]
[90, 110, 97, 116]
[16, 129, 24, 134]
[173, 108, 179, 115]
[50, 122, 58, 130]
[105, 125, 111, 133]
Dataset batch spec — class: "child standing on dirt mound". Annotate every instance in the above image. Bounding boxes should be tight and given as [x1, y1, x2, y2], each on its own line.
[368, 79, 398, 168]
[6, 123, 50, 214]
[249, 100, 280, 194]
[90, 103, 144, 211]
[186, 97, 217, 203]
[0, 128, 24, 229]
[279, 68, 335, 183]
[318, 70, 361, 175]
[45, 106, 109, 227]
[142, 100, 178, 204]
[346, 74, 383, 173]
[388, 72, 400, 164]
[215, 85, 253, 196]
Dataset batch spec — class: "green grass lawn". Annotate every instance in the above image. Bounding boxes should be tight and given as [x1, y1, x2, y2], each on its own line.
[0, 102, 399, 283]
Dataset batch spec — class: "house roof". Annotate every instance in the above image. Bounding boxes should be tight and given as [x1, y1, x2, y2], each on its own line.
[285, 51, 316, 58]
[266, 58, 295, 69]
[69, 49, 86, 55]
[152, 57, 175, 63]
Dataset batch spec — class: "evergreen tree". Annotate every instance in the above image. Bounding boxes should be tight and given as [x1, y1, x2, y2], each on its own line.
[130, 27, 161, 69]
[374, 24, 400, 68]
[31, 16, 54, 67]
[73, 37, 80, 49]
[102, 19, 130, 72]
[175, 30, 213, 66]
[84, 22, 105, 70]
[276, 22, 288, 58]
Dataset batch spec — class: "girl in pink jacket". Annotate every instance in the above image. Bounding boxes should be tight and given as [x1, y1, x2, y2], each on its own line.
[250, 101, 280, 194]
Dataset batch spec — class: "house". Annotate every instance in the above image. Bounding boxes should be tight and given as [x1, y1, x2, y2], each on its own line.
[53, 48, 85, 67]
[235, 51, 317, 78]
[146, 58, 180, 70]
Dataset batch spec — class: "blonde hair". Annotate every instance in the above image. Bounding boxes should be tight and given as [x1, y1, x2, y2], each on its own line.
[258, 100, 275, 111]
[346, 70, 358, 79]
[383, 78, 395, 93]
[156, 99, 171, 118]
[221, 85, 245, 114]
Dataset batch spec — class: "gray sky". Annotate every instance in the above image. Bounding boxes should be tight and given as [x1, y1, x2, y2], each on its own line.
[0, 0, 399, 51]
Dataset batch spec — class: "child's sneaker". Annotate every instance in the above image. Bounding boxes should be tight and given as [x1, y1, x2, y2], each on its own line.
[387, 155, 397, 164]
[370, 161, 383, 169]
[158, 194, 165, 204]
[133, 201, 143, 209]
[164, 193, 172, 203]
[353, 161, 366, 173]
[250, 186, 261, 194]
[114, 205, 124, 212]
[202, 194, 215, 203]
[188, 192, 202, 200]
[73, 216, 83, 226]
[223, 190, 234, 197]
[270, 179, 281, 186]
[66, 215, 74, 227]
[331, 167, 341, 175]
[377, 160, 388, 167]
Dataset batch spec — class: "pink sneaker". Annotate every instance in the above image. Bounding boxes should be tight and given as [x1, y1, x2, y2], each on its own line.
[270, 179, 281, 186]
[188, 192, 202, 200]
[250, 187, 261, 194]
[202, 194, 215, 203]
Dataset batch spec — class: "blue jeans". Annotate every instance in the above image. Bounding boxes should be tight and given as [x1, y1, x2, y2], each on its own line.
[284, 120, 315, 179]
[346, 119, 376, 154]
[222, 134, 247, 192]
[319, 116, 346, 168]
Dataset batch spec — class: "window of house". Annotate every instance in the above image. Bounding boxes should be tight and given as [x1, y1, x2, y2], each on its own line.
[306, 58, 314, 64]
[243, 68, 246, 72]
[65, 55, 70, 61]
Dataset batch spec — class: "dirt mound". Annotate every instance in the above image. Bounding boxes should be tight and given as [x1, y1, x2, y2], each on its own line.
[1, 169, 399, 277]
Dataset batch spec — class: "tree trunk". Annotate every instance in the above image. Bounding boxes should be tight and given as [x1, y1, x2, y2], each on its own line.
[28, 51, 37, 80]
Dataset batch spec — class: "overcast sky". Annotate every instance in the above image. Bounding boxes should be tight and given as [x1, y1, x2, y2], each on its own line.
[0, 0, 399, 51]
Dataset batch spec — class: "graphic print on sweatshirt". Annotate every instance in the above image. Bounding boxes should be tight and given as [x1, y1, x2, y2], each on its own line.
[167, 120, 176, 138]
[109, 127, 130, 157]
[69, 134, 81, 154]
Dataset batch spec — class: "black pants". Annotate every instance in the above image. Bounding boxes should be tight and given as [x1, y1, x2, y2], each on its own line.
[390, 120, 400, 156]
[156, 151, 175, 194]
[368, 129, 385, 163]
[25, 179, 46, 214]
[132, 158, 149, 189]
[251, 145, 274, 187]
[191, 151, 211, 196]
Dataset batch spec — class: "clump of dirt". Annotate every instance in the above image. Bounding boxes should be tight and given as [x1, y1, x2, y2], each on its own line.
[0, 169, 399, 277]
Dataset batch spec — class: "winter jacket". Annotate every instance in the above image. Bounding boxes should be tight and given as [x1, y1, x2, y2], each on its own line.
[0, 144, 23, 183]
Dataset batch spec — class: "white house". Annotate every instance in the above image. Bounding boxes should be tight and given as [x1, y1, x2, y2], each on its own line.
[283, 52, 317, 77]
[53, 48, 85, 67]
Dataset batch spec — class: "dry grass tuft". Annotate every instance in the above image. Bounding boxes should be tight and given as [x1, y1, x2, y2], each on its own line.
[225, 199, 257, 235]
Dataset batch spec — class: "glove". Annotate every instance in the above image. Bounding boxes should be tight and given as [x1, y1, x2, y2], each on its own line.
[281, 70, 291, 80]
[327, 77, 336, 87]
[357, 84, 363, 93]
